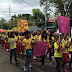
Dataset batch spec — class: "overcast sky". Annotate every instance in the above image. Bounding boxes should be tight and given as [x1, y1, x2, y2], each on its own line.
[0, 0, 44, 20]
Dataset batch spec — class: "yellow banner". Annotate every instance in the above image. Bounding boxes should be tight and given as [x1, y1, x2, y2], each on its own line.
[13, 27, 18, 32]
[18, 20, 29, 32]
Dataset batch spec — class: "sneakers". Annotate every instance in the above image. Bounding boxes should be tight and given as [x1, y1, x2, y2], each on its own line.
[10, 62, 13, 64]
[33, 57, 36, 59]
[23, 65, 27, 71]
[16, 63, 19, 66]
[30, 65, 32, 68]
[42, 65, 45, 69]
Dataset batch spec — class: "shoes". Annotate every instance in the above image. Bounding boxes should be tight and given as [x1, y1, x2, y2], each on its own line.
[30, 65, 32, 68]
[23, 65, 27, 71]
[10, 62, 13, 64]
[16, 63, 19, 66]
[33, 57, 36, 59]
[42, 65, 45, 69]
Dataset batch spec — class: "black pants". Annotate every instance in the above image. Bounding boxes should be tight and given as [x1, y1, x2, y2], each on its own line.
[10, 48, 17, 63]
[69, 53, 72, 67]
[41, 55, 45, 66]
[55, 57, 61, 72]
[49, 48, 52, 61]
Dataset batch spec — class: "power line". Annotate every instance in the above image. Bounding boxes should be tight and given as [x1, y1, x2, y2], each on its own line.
[23, 0, 34, 8]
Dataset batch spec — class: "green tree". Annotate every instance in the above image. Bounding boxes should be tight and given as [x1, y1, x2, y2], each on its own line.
[40, 0, 72, 16]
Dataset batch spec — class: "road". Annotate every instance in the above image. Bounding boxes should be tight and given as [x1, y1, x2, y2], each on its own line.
[0, 48, 72, 72]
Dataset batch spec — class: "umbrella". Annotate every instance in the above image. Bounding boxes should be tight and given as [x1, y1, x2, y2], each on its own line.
[0, 29, 5, 33]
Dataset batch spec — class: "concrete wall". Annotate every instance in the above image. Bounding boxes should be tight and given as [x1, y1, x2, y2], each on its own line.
[29, 26, 45, 31]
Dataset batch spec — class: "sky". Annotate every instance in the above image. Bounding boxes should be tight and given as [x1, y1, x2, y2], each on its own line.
[0, 0, 44, 20]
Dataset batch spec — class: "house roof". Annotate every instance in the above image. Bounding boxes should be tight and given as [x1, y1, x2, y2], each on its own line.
[49, 19, 55, 23]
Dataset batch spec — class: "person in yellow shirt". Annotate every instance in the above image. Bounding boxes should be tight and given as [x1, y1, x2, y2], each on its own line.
[49, 30, 55, 64]
[46, 30, 50, 54]
[54, 34, 63, 72]
[19, 33, 25, 55]
[39, 31, 47, 69]
[1, 32, 5, 47]
[8, 32, 19, 65]
[0, 32, 2, 44]
[68, 38, 72, 69]
[33, 30, 41, 59]
[15, 32, 20, 56]
[4, 33, 9, 49]
[22, 31, 33, 72]
[34, 30, 41, 41]
[61, 34, 70, 72]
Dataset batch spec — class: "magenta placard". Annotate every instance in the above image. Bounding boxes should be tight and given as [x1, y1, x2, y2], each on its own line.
[58, 16, 70, 34]
[33, 42, 47, 57]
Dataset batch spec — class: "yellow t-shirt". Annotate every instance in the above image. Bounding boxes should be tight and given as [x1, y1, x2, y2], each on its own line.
[22, 38, 32, 55]
[15, 36, 19, 45]
[8, 38, 17, 49]
[34, 35, 40, 41]
[47, 36, 50, 45]
[0, 34, 1, 37]
[49, 37, 55, 48]
[39, 36, 46, 41]
[54, 42, 62, 58]
[62, 39, 68, 53]
[4, 35, 8, 42]
[69, 38, 72, 51]
[1, 34, 5, 40]
[19, 36, 24, 42]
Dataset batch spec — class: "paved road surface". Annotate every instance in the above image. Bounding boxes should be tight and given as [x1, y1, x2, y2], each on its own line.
[0, 48, 72, 72]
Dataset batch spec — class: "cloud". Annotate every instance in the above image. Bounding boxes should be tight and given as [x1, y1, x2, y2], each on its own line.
[0, 0, 43, 21]
[0, 14, 5, 17]
[12, 0, 40, 6]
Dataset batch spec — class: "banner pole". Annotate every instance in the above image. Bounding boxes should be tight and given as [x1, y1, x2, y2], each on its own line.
[59, 33, 60, 42]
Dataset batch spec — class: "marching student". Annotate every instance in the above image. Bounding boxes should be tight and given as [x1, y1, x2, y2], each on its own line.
[39, 31, 47, 69]
[4, 32, 9, 50]
[46, 30, 50, 56]
[1, 32, 5, 48]
[62, 34, 70, 72]
[49, 31, 55, 64]
[54, 34, 63, 72]
[0, 32, 2, 44]
[33, 30, 41, 59]
[68, 38, 72, 69]
[22, 31, 34, 72]
[34, 30, 41, 41]
[8, 32, 19, 65]
[15, 32, 20, 56]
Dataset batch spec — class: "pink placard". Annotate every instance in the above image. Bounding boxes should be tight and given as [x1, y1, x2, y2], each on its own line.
[58, 16, 70, 34]
[33, 42, 47, 57]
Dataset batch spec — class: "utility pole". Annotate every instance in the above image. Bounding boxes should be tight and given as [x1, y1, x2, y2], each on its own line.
[45, 0, 47, 31]
[9, 5, 11, 22]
